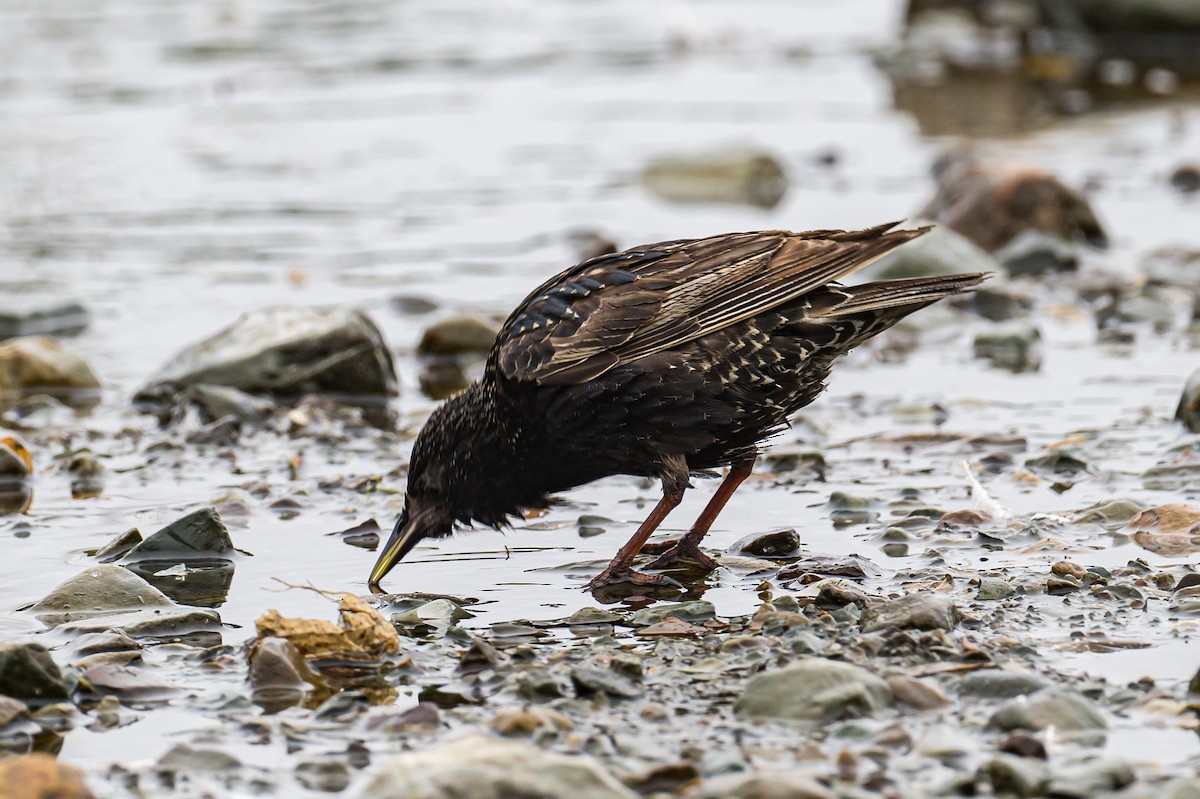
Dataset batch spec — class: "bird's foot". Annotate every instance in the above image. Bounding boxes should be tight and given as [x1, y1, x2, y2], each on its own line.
[643, 538, 720, 572]
[585, 566, 683, 592]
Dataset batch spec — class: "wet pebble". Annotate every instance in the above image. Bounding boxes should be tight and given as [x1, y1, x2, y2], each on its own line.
[29, 564, 221, 637]
[0, 298, 89, 339]
[357, 734, 637, 799]
[295, 760, 352, 793]
[0, 336, 101, 407]
[123, 507, 234, 561]
[248, 636, 320, 713]
[1170, 164, 1200, 194]
[973, 322, 1042, 373]
[93, 528, 142, 563]
[987, 688, 1106, 735]
[735, 658, 893, 722]
[728, 527, 801, 558]
[977, 576, 1014, 600]
[0, 696, 29, 728]
[571, 665, 643, 699]
[157, 743, 242, 775]
[861, 592, 958, 633]
[640, 148, 788, 210]
[982, 753, 1049, 798]
[489, 706, 573, 736]
[1176, 368, 1200, 433]
[996, 230, 1079, 276]
[692, 770, 836, 799]
[0, 752, 95, 799]
[887, 675, 950, 711]
[135, 305, 397, 413]
[865, 223, 998, 280]
[66, 451, 104, 499]
[417, 315, 498, 357]
[959, 670, 1050, 699]
[0, 642, 69, 705]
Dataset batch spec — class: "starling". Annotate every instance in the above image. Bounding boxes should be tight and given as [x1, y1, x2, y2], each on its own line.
[369, 222, 986, 593]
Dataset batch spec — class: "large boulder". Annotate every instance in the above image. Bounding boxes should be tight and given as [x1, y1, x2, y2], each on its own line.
[134, 306, 397, 413]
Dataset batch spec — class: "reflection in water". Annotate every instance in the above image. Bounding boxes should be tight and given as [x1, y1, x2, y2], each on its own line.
[879, 0, 1200, 135]
[123, 559, 236, 608]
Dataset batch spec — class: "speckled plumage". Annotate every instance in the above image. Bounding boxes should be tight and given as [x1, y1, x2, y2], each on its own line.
[369, 222, 987, 592]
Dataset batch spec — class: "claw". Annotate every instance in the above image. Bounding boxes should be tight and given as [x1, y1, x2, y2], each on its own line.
[585, 567, 683, 592]
[644, 539, 720, 572]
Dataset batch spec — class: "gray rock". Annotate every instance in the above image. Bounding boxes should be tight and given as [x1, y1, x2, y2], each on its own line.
[175, 383, 279, 426]
[973, 322, 1042, 373]
[28, 564, 220, 636]
[158, 744, 241, 774]
[1073, 498, 1145, 527]
[887, 675, 950, 711]
[987, 688, 1106, 734]
[861, 592, 958, 633]
[728, 528, 801, 558]
[641, 148, 788, 210]
[865, 224, 998, 280]
[0, 298, 89, 339]
[959, 670, 1049, 699]
[969, 283, 1033, 322]
[1171, 165, 1200, 195]
[417, 315, 498, 357]
[982, 754, 1049, 799]
[0, 336, 101, 407]
[697, 771, 836, 799]
[629, 600, 715, 626]
[1177, 368, 1200, 434]
[123, 508, 234, 561]
[297, 760, 352, 793]
[0, 643, 69, 705]
[977, 576, 1014, 600]
[570, 666, 642, 699]
[996, 230, 1079, 276]
[1047, 763, 1135, 798]
[356, 734, 637, 799]
[1165, 778, 1200, 799]
[734, 658, 893, 722]
[248, 636, 320, 714]
[135, 305, 397, 411]
[0, 695, 29, 728]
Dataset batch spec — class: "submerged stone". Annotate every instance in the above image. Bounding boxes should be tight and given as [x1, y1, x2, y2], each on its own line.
[417, 315, 498, 357]
[0, 298, 89, 339]
[735, 658, 893, 722]
[357, 734, 637, 799]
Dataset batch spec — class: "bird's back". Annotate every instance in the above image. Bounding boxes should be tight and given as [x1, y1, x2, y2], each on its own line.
[487, 224, 986, 482]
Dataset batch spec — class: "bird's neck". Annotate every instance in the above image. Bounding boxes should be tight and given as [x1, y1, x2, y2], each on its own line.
[436, 380, 547, 527]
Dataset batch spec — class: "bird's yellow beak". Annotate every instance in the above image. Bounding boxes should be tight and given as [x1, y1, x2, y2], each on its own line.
[367, 509, 421, 593]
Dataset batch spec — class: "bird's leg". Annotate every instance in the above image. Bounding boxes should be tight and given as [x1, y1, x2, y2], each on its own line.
[585, 464, 687, 591]
[644, 457, 755, 571]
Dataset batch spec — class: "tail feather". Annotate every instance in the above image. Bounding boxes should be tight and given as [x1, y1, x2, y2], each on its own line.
[813, 273, 989, 318]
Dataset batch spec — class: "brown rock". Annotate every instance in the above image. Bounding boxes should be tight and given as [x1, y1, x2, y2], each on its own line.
[0, 753, 95, 799]
[919, 157, 1107, 252]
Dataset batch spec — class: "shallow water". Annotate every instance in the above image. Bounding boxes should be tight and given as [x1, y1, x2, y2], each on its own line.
[3, 0, 1200, 791]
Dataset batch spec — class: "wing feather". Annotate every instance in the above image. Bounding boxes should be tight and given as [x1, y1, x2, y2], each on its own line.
[494, 222, 931, 385]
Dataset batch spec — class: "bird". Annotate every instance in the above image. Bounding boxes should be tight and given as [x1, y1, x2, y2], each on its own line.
[368, 222, 987, 593]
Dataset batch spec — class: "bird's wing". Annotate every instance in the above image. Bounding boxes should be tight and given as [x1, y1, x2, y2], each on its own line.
[494, 222, 927, 385]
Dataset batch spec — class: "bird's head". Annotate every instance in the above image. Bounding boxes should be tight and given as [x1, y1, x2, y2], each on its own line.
[367, 404, 461, 593]
[367, 384, 516, 592]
